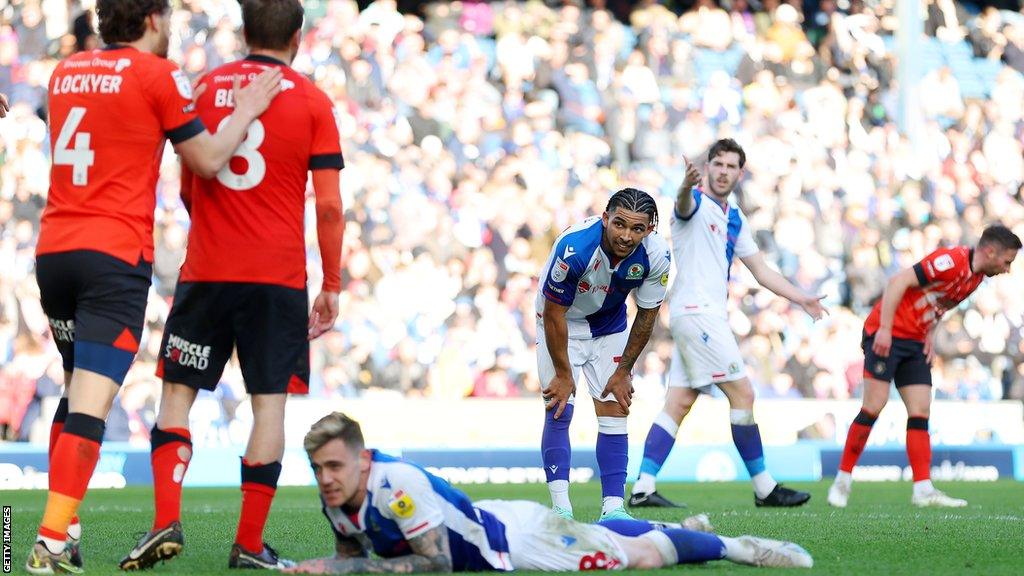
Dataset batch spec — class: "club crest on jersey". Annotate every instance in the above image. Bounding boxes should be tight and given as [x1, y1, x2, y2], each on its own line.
[388, 490, 416, 518]
[171, 70, 193, 99]
[626, 263, 644, 279]
[552, 258, 569, 282]
[933, 254, 955, 272]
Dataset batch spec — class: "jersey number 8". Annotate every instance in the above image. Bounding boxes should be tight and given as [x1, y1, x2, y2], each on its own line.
[216, 116, 266, 191]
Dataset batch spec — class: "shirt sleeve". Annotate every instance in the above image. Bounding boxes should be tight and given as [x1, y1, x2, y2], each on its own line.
[308, 86, 345, 170]
[673, 188, 702, 222]
[634, 238, 671, 309]
[734, 212, 759, 259]
[145, 59, 205, 144]
[541, 237, 585, 307]
[914, 247, 965, 286]
[379, 466, 445, 539]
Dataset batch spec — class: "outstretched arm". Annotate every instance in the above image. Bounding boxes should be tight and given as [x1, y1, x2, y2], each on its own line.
[286, 526, 452, 574]
[740, 252, 826, 320]
[675, 158, 701, 219]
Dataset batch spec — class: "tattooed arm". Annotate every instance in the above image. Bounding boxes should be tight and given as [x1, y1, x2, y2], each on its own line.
[335, 536, 369, 559]
[617, 305, 660, 373]
[286, 525, 453, 574]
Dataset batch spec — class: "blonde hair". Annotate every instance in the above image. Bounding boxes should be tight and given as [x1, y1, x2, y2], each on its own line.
[303, 412, 365, 456]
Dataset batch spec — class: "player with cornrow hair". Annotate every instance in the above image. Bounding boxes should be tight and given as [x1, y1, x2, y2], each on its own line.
[537, 187, 671, 521]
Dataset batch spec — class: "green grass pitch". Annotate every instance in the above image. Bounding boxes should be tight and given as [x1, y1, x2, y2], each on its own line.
[4, 481, 1022, 574]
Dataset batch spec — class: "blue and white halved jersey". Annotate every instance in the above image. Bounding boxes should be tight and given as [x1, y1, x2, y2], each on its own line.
[536, 216, 671, 339]
[321, 451, 512, 571]
[667, 189, 758, 319]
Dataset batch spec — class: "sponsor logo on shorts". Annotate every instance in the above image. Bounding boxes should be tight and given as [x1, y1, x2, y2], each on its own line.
[49, 319, 75, 342]
[873, 361, 887, 376]
[660, 273, 669, 286]
[626, 264, 644, 279]
[164, 334, 211, 370]
[728, 362, 740, 374]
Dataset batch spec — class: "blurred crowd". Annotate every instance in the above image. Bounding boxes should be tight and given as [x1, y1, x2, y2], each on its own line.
[2, 0, 1024, 444]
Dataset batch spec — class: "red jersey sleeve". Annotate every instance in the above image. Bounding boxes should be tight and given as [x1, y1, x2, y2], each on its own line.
[914, 247, 969, 286]
[306, 88, 344, 171]
[141, 59, 205, 144]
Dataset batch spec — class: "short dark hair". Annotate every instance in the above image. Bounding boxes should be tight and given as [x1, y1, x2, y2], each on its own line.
[304, 412, 365, 456]
[606, 187, 659, 228]
[979, 224, 1022, 251]
[708, 138, 746, 168]
[96, 0, 168, 45]
[240, 0, 304, 51]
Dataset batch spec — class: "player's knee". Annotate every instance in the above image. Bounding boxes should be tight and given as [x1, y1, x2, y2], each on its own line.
[629, 538, 667, 569]
[74, 340, 135, 386]
[666, 391, 696, 419]
[726, 385, 755, 410]
[545, 403, 574, 427]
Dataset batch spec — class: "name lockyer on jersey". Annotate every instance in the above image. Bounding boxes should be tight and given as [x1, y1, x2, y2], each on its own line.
[668, 189, 759, 319]
[38, 46, 203, 265]
[536, 216, 671, 340]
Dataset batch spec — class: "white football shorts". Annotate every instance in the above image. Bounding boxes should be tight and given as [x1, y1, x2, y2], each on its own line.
[667, 313, 746, 389]
[536, 323, 629, 403]
[475, 500, 628, 571]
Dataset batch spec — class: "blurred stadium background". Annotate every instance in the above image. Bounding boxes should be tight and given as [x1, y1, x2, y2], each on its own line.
[1, 0, 1023, 490]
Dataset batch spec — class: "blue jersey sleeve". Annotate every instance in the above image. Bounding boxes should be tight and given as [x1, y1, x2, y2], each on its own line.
[541, 236, 586, 307]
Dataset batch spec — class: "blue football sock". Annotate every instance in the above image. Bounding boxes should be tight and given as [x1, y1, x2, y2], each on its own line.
[542, 404, 573, 483]
[597, 430, 627, 499]
[639, 418, 677, 478]
[663, 528, 727, 564]
[731, 423, 766, 477]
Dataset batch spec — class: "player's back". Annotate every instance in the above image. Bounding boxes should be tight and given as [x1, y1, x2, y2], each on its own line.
[181, 55, 343, 289]
[38, 46, 201, 265]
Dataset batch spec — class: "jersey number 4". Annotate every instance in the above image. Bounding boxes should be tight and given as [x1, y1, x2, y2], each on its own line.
[54, 107, 95, 187]
[216, 117, 266, 191]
